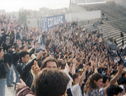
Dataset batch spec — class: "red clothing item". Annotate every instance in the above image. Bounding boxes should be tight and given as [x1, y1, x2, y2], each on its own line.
[16, 86, 34, 96]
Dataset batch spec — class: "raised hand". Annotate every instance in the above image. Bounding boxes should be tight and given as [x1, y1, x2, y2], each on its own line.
[32, 60, 41, 75]
[16, 79, 26, 91]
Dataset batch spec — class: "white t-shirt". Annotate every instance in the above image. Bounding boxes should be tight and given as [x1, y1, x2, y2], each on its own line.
[71, 84, 82, 96]
[62, 70, 73, 89]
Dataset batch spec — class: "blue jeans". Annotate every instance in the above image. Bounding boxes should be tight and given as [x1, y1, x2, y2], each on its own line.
[13, 65, 20, 83]
[7, 66, 14, 86]
[0, 79, 6, 96]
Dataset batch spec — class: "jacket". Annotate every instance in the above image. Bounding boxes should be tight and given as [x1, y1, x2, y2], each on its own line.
[0, 59, 7, 79]
[17, 59, 35, 87]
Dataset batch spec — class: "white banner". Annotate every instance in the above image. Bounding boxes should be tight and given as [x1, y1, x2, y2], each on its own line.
[41, 15, 65, 31]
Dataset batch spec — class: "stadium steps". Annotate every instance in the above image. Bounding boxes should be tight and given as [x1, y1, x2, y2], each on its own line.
[98, 23, 126, 48]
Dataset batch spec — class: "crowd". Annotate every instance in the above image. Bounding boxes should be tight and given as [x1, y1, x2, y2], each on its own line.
[0, 14, 126, 96]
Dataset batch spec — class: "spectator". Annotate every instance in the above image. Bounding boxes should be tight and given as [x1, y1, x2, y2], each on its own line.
[41, 56, 58, 69]
[16, 69, 70, 96]
[106, 85, 123, 96]
[0, 47, 7, 96]
[17, 51, 35, 87]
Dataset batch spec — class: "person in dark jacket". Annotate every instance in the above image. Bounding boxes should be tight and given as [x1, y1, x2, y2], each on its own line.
[0, 47, 7, 96]
[4, 52, 14, 87]
[17, 51, 36, 87]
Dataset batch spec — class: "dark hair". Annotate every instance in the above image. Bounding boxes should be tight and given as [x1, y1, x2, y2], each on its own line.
[19, 51, 29, 59]
[35, 69, 69, 96]
[57, 59, 66, 69]
[72, 73, 80, 80]
[118, 72, 126, 85]
[72, 73, 81, 85]
[122, 71, 126, 77]
[107, 85, 123, 96]
[102, 76, 111, 84]
[41, 56, 57, 69]
[89, 73, 102, 89]
[118, 77, 126, 85]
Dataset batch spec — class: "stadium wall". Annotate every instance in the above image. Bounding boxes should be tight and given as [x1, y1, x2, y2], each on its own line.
[65, 10, 101, 22]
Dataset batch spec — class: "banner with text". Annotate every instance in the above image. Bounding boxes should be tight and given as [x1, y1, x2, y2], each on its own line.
[41, 14, 65, 31]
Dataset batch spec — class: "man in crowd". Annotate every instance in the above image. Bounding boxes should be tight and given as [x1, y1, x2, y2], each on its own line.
[16, 51, 35, 87]
[0, 47, 7, 96]
[16, 69, 70, 96]
[1, 13, 126, 96]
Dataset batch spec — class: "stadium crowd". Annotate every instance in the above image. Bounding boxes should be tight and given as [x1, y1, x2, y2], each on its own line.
[0, 14, 126, 96]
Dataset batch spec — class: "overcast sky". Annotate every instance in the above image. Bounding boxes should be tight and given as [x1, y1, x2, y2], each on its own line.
[0, 0, 70, 12]
[0, 0, 108, 12]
